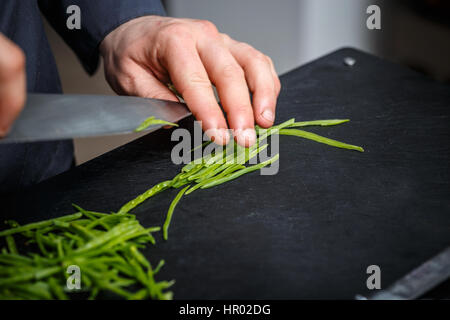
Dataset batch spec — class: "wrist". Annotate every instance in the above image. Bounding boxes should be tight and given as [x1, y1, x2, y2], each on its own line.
[99, 15, 163, 58]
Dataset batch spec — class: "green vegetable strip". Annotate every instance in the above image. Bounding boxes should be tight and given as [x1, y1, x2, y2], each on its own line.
[135, 116, 179, 132]
[279, 128, 364, 152]
[256, 118, 295, 143]
[5, 236, 18, 255]
[48, 277, 68, 300]
[190, 140, 211, 153]
[118, 180, 172, 214]
[287, 119, 350, 127]
[185, 164, 245, 195]
[0, 117, 364, 300]
[187, 163, 222, 181]
[163, 186, 190, 241]
[201, 154, 280, 189]
[0, 213, 82, 237]
[153, 260, 165, 274]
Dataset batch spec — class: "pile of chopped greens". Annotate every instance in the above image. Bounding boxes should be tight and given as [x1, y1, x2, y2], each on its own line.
[0, 117, 363, 299]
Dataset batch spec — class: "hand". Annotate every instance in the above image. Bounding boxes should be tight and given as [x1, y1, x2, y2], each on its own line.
[99, 16, 280, 147]
[0, 33, 26, 137]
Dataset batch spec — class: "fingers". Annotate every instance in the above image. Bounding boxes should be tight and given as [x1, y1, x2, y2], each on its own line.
[198, 40, 256, 147]
[0, 34, 26, 137]
[109, 60, 179, 102]
[225, 38, 280, 129]
[99, 16, 280, 146]
[163, 38, 230, 145]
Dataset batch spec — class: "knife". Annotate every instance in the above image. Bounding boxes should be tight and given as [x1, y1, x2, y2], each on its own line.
[356, 246, 450, 300]
[0, 93, 191, 144]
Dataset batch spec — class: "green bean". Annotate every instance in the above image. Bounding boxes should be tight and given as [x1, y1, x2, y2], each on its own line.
[278, 128, 364, 152]
[5, 235, 18, 255]
[35, 231, 50, 257]
[0, 266, 60, 286]
[73, 220, 140, 254]
[0, 213, 82, 237]
[135, 116, 179, 132]
[0, 253, 32, 265]
[153, 260, 165, 274]
[118, 180, 172, 214]
[177, 164, 204, 180]
[256, 118, 295, 142]
[181, 158, 201, 173]
[287, 119, 350, 127]
[48, 277, 68, 300]
[190, 140, 211, 153]
[163, 186, 190, 241]
[128, 288, 148, 300]
[0, 117, 364, 300]
[9, 282, 53, 300]
[194, 163, 234, 183]
[187, 163, 221, 181]
[185, 164, 245, 195]
[201, 154, 280, 189]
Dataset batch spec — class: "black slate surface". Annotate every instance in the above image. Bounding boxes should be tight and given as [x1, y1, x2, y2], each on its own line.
[1, 48, 449, 299]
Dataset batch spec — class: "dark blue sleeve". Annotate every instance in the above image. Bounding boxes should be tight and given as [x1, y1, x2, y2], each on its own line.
[38, 0, 166, 74]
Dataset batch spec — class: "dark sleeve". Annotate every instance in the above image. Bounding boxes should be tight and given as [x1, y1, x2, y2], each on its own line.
[38, 0, 166, 74]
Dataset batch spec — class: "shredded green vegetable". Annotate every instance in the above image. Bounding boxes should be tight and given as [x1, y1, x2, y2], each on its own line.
[163, 186, 190, 241]
[287, 119, 350, 127]
[279, 128, 364, 152]
[135, 116, 179, 132]
[0, 206, 172, 300]
[0, 116, 364, 300]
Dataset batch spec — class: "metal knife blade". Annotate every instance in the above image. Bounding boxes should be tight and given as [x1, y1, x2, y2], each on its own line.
[356, 246, 450, 300]
[0, 93, 191, 143]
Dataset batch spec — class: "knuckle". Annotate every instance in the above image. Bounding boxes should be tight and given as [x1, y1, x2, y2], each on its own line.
[220, 64, 244, 80]
[253, 51, 268, 64]
[219, 33, 231, 43]
[159, 22, 192, 41]
[196, 20, 219, 36]
[184, 72, 211, 90]
[235, 41, 254, 52]
[233, 104, 251, 115]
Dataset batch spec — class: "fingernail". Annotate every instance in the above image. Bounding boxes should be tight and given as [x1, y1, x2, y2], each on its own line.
[208, 128, 230, 145]
[235, 128, 256, 147]
[261, 109, 274, 123]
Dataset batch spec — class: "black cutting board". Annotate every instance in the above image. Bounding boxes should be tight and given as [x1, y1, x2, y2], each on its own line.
[1, 48, 449, 299]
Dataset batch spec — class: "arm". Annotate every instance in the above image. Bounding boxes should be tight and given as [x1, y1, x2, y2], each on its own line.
[38, 0, 166, 74]
[39, 1, 280, 147]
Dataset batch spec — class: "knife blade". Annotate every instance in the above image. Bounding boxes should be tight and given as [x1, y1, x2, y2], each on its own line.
[356, 246, 450, 300]
[0, 93, 191, 144]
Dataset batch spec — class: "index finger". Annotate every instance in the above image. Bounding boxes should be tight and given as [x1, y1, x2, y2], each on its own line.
[163, 39, 230, 145]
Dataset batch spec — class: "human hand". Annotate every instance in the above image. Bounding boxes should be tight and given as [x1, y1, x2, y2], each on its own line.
[0, 33, 26, 137]
[99, 16, 280, 147]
